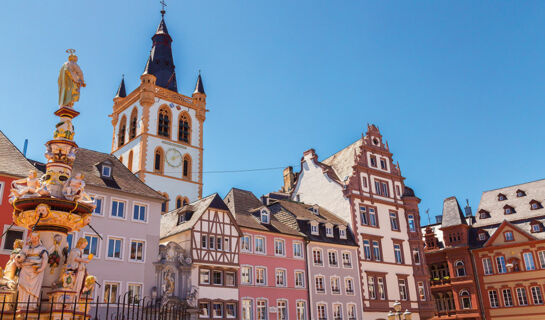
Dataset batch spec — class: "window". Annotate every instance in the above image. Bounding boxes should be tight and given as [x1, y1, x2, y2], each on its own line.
[363, 240, 371, 260]
[380, 158, 387, 170]
[128, 283, 142, 304]
[295, 271, 305, 288]
[103, 282, 119, 303]
[255, 237, 265, 254]
[161, 193, 169, 213]
[129, 108, 137, 139]
[479, 209, 490, 219]
[504, 231, 514, 241]
[390, 212, 399, 231]
[460, 290, 471, 309]
[199, 302, 210, 318]
[315, 276, 325, 293]
[539, 251, 545, 269]
[523, 252, 536, 271]
[212, 303, 223, 318]
[82, 234, 99, 256]
[360, 206, 368, 225]
[129, 240, 144, 262]
[345, 277, 354, 294]
[532, 224, 541, 233]
[200, 269, 210, 284]
[317, 304, 327, 320]
[455, 260, 466, 277]
[274, 239, 285, 256]
[313, 248, 323, 265]
[111, 200, 126, 218]
[483, 258, 493, 275]
[496, 256, 507, 273]
[331, 277, 340, 294]
[275, 269, 286, 287]
[399, 279, 408, 300]
[370, 155, 377, 167]
[498, 193, 507, 201]
[2, 229, 24, 251]
[378, 277, 386, 300]
[277, 300, 288, 320]
[154, 148, 163, 173]
[369, 208, 377, 226]
[225, 238, 231, 252]
[412, 248, 421, 265]
[342, 251, 352, 267]
[201, 235, 208, 249]
[418, 281, 426, 301]
[333, 304, 342, 320]
[296, 301, 306, 320]
[347, 304, 356, 320]
[256, 300, 267, 320]
[256, 267, 266, 285]
[516, 287, 528, 306]
[311, 223, 319, 235]
[92, 196, 103, 215]
[408, 214, 416, 232]
[212, 271, 223, 285]
[133, 204, 146, 222]
[394, 244, 403, 264]
[517, 190, 526, 197]
[375, 179, 389, 197]
[241, 236, 251, 252]
[489, 290, 499, 308]
[260, 210, 270, 224]
[504, 205, 515, 215]
[107, 238, 122, 259]
[502, 289, 513, 307]
[0, 182, 3, 205]
[157, 107, 170, 137]
[177, 213, 187, 225]
[209, 236, 215, 249]
[101, 165, 112, 177]
[293, 242, 303, 258]
[118, 116, 126, 147]
[339, 227, 347, 239]
[478, 232, 487, 241]
[530, 200, 542, 210]
[328, 250, 338, 267]
[368, 276, 376, 299]
[216, 237, 222, 251]
[325, 226, 333, 237]
[225, 272, 236, 287]
[225, 303, 236, 319]
[241, 300, 252, 320]
[531, 286, 544, 304]
[182, 155, 192, 179]
[241, 266, 252, 284]
[372, 240, 381, 261]
[178, 112, 191, 143]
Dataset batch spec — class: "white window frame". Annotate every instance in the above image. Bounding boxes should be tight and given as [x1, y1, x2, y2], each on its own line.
[0, 181, 4, 205]
[260, 209, 270, 224]
[312, 248, 323, 266]
[225, 302, 237, 319]
[488, 290, 499, 308]
[538, 251, 545, 269]
[83, 233, 101, 259]
[339, 227, 347, 239]
[127, 282, 143, 304]
[241, 235, 252, 253]
[274, 238, 286, 257]
[482, 257, 493, 275]
[330, 276, 341, 294]
[132, 202, 148, 223]
[106, 236, 124, 261]
[332, 303, 343, 320]
[328, 249, 339, 267]
[293, 241, 304, 259]
[294, 270, 305, 288]
[255, 236, 266, 255]
[255, 266, 267, 286]
[91, 194, 104, 216]
[296, 300, 307, 320]
[316, 303, 327, 320]
[342, 251, 352, 268]
[110, 199, 127, 220]
[128, 238, 146, 263]
[310, 222, 319, 235]
[199, 269, 211, 285]
[523, 252, 536, 271]
[276, 299, 288, 320]
[256, 299, 268, 320]
[275, 268, 287, 287]
[345, 277, 355, 295]
[103, 281, 120, 303]
[314, 275, 326, 294]
[241, 265, 253, 285]
[101, 165, 112, 177]
[241, 298, 254, 320]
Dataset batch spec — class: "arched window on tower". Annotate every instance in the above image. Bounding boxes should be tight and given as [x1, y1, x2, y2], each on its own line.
[455, 260, 466, 277]
[118, 116, 127, 148]
[129, 108, 138, 140]
[128, 150, 133, 171]
[161, 192, 169, 213]
[183, 197, 189, 206]
[176, 196, 182, 209]
[183, 154, 192, 179]
[178, 112, 191, 143]
[154, 147, 164, 174]
[157, 106, 171, 138]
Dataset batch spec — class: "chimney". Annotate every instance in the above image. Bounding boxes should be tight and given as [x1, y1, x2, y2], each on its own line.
[282, 166, 295, 193]
[464, 199, 473, 217]
[435, 215, 443, 224]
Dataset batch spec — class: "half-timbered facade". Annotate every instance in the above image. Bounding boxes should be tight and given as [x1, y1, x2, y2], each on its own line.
[161, 193, 241, 319]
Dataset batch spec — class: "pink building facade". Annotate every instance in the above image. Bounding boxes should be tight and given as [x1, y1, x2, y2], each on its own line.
[225, 189, 309, 320]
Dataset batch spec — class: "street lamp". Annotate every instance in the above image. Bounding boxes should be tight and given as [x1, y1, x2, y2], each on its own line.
[387, 301, 412, 320]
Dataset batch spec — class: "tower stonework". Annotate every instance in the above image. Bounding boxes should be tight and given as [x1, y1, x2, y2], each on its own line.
[111, 11, 205, 211]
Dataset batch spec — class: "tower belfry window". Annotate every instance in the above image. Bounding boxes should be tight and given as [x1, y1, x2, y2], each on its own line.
[118, 116, 127, 148]
[129, 108, 137, 139]
[154, 148, 164, 174]
[158, 107, 171, 138]
[183, 155, 191, 179]
[178, 113, 191, 143]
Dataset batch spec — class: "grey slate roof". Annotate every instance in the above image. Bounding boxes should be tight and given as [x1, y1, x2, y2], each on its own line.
[441, 197, 467, 228]
[322, 139, 363, 182]
[161, 193, 228, 239]
[0, 130, 37, 177]
[143, 14, 177, 92]
[224, 188, 302, 236]
[115, 77, 127, 98]
[193, 74, 205, 94]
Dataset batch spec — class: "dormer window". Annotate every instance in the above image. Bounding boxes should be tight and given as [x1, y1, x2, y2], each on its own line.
[516, 190, 526, 197]
[310, 222, 319, 235]
[479, 209, 490, 219]
[260, 210, 270, 224]
[325, 225, 333, 238]
[101, 165, 112, 178]
[504, 205, 516, 215]
[177, 213, 186, 225]
[498, 193, 507, 201]
[339, 227, 347, 239]
[308, 205, 319, 215]
[532, 224, 541, 233]
[478, 231, 487, 241]
[504, 231, 514, 241]
[530, 200, 543, 210]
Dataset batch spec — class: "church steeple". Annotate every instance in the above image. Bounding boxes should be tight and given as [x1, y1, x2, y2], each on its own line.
[193, 73, 205, 95]
[115, 76, 127, 98]
[143, 9, 178, 92]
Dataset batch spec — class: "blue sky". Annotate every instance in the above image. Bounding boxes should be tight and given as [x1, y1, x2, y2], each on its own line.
[2, 1, 545, 224]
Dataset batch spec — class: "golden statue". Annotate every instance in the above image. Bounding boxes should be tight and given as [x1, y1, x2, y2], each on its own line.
[58, 49, 85, 108]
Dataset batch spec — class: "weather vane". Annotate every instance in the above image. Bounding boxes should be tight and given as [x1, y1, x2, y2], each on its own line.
[160, 0, 167, 14]
[426, 208, 430, 225]
[66, 48, 76, 55]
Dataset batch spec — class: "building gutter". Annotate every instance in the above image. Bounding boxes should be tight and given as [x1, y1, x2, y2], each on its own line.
[469, 248, 487, 320]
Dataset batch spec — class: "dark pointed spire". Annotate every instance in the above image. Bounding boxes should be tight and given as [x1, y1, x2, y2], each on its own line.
[193, 72, 205, 94]
[115, 75, 127, 98]
[143, 9, 178, 92]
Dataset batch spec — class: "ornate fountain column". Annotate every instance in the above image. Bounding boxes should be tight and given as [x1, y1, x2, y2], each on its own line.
[4, 49, 96, 319]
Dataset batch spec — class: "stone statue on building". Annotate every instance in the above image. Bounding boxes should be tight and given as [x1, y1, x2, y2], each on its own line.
[65, 237, 91, 296]
[9, 170, 49, 202]
[15, 232, 48, 309]
[0, 240, 23, 290]
[58, 49, 85, 108]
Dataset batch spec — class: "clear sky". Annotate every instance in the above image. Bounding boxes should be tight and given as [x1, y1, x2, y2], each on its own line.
[2, 1, 545, 224]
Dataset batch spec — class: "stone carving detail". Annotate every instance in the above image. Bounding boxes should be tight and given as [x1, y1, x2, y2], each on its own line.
[15, 232, 49, 310]
[9, 170, 49, 203]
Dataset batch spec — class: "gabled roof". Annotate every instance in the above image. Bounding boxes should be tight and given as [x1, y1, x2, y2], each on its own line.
[482, 220, 537, 247]
[224, 188, 302, 236]
[0, 130, 37, 177]
[321, 140, 363, 182]
[161, 193, 239, 239]
[441, 197, 467, 228]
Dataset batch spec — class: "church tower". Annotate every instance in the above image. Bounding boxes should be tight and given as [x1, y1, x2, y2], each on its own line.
[110, 8, 206, 212]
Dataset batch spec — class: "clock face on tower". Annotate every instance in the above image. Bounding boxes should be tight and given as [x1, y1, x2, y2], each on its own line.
[166, 148, 183, 167]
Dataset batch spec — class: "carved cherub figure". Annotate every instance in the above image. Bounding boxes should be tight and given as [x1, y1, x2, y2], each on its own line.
[0, 239, 24, 290]
[63, 173, 92, 204]
[10, 170, 49, 202]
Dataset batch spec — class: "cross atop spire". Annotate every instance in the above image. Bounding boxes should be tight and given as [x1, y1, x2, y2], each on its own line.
[160, 0, 167, 16]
